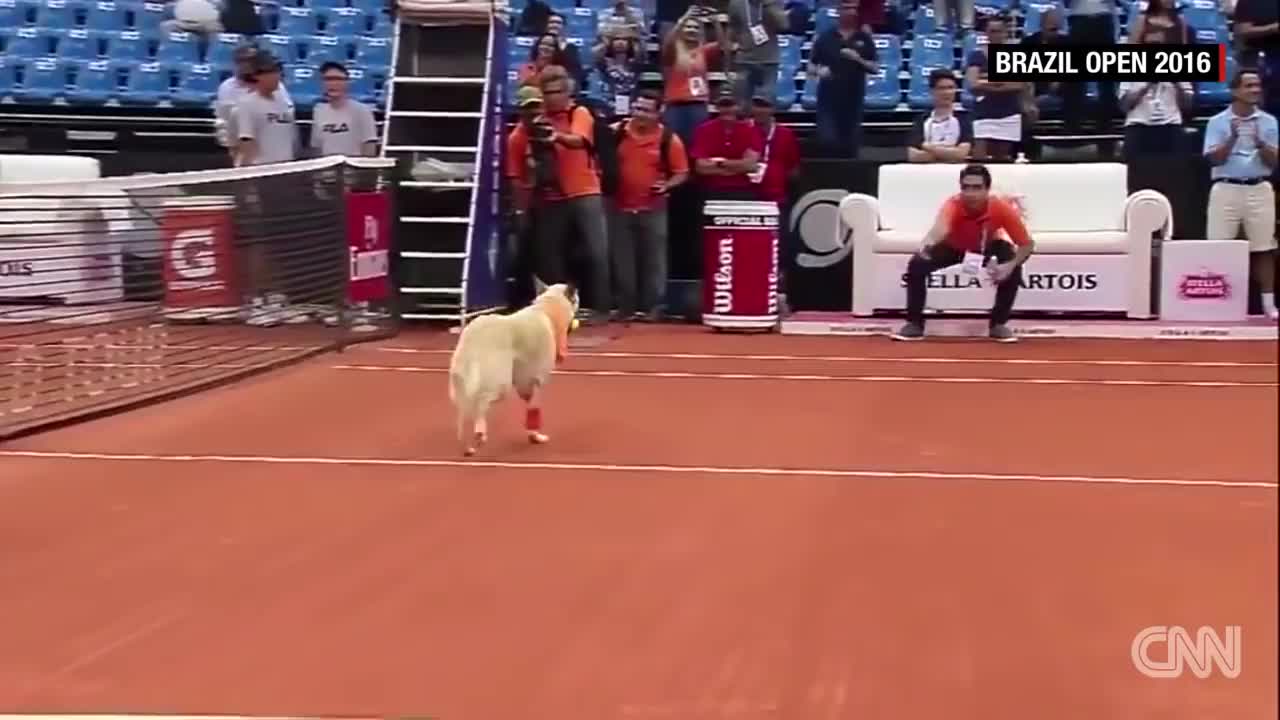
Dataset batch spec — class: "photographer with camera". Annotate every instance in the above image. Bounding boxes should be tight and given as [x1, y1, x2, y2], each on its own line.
[504, 66, 611, 324]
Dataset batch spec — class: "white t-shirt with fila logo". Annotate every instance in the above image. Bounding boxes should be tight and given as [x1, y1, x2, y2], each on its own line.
[310, 98, 379, 157]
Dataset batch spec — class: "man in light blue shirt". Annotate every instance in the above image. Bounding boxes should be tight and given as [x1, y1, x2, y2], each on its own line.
[1202, 69, 1279, 320]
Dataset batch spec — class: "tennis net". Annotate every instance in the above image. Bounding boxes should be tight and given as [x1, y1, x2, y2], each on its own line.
[0, 155, 400, 439]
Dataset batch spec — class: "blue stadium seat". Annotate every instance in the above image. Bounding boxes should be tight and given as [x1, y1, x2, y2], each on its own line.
[912, 3, 937, 34]
[912, 32, 954, 69]
[814, 5, 838, 37]
[775, 66, 798, 108]
[0, 0, 23, 26]
[509, 33, 535, 65]
[1193, 26, 1228, 45]
[121, 0, 166, 32]
[778, 34, 801, 69]
[872, 33, 902, 68]
[865, 66, 900, 109]
[366, 9, 392, 36]
[1021, 1, 1063, 35]
[906, 61, 943, 108]
[67, 58, 114, 103]
[1181, 0, 1224, 32]
[85, 0, 127, 30]
[0, 57, 15, 95]
[36, 0, 75, 27]
[974, 0, 1012, 20]
[961, 32, 988, 61]
[320, 6, 364, 35]
[308, 0, 350, 9]
[119, 60, 172, 103]
[206, 32, 244, 66]
[348, 64, 374, 100]
[60, 28, 108, 60]
[13, 57, 67, 102]
[800, 75, 817, 110]
[258, 33, 294, 63]
[287, 65, 321, 107]
[356, 35, 391, 67]
[156, 31, 199, 65]
[174, 62, 216, 105]
[108, 29, 150, 60]
[7, 27, 53, 58]
[564, 6, 595, 38]
[274, 6, 317, 35]
[300, 34, 345, 64]
[1197, 53, 1235, 105]
[363, 65, 388, 106]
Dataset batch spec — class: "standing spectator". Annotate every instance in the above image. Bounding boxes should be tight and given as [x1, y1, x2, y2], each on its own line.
[1062, 0, 1118, 135]
[808, 0, 878, 158]
[891, 164, 1036, 343]
[309, 62, 379, 158]
[508, 86, 550, 308]
[214, 43, 293, 167]
[1128, 0, 1187, 44]
[727, 0, 789, 108]
[1202, 69, 1279, 320]
[611, 91, 690, 321]
[593, 32, 641, 117]
[545, 12, 587, 93]
[597, 0, 648, 41]
[518, 33, 560, 87]
[1021, 7, 1066, 116]
[748, 94, 799, 207]
[505, 66, 611, 323]
[232, 52, 302, 326]
[907, 68, 973, 163]
[1232, 0, 1280, 117]
[162, 0, 223, 35]
[661, 8, 727, 146]
[690, 92, 764, 200]
[934, 0, 973, 35]
[965, 15, 1029, 161]
[1117, 80, 1191, 160]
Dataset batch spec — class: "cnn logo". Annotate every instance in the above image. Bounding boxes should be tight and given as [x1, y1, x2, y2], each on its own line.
[1131, 626, 1242, 679]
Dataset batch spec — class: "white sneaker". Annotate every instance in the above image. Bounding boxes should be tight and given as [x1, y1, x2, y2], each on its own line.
[244, 296, 280, 327]
[266, 293, 311, 325]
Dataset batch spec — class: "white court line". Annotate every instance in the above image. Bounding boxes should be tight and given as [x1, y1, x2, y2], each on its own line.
[375, 347, 1278, 369]
[0, 716, 382, 720]
[1, 449, 1274, 490]
[331, 364, 1279, 389]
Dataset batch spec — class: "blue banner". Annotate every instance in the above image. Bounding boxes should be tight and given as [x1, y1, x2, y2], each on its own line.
[464, 16, 508, 314]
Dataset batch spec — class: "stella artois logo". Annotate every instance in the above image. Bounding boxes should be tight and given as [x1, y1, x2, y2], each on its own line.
[1178, 270, 1231, 300]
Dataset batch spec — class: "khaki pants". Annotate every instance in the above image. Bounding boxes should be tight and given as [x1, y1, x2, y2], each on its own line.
[1206, 180, 1277, 252]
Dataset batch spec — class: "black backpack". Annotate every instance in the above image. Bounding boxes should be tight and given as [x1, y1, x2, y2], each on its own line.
[577, 104, 621, 196]
[613, 119, 676, 180]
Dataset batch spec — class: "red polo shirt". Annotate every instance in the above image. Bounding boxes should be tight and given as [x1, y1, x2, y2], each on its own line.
[940, 194, 1032, 253]
[754, 121, 800, 204]
[689, 116, 764, 193]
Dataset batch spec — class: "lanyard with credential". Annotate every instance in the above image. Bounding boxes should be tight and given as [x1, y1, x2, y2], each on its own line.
[760, 123, 776, 164]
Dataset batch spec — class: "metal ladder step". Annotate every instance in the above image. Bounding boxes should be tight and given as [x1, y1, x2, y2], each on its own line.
[393, 77, 485, 85]
[384, 145, 479, 153]
[402, 216, 470, 224]
[400, 251, 467, 259]
[390, 110, 483, 118]
[401, 180, 476, 189]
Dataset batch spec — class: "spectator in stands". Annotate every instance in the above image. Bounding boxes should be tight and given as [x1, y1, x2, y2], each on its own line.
[808, 0, 878, 158]
[1202, 69, 1279, 320]
[727, 0, 789, 108]
[907, 68, 973, 163]
[593, 31, 641, 117]
[598, 0, 648, 41]
[505, 66, 611, 324]
[610, 90, 690, 321]
[661, 8, 727, 145]
[934, 0, 973, 35]
[891, 163, 1035, 343]
[215, 43, 292, 166]
[749, 94, 800, 206]
[1231, 0, 1280, 116]
[1117, 80, 1191, 160]
[691, 92, 764, 199]
[162, 0, 222, 35]
[1062, 0, 1118, 135]
[965, 15, 1030, 161]
[1020, 7, 1066, 116]
[1128, 0, 1188, 44]
[545, 12, 587, 93]
[518, 33, 561, 88]
[310, 62, 379, 158]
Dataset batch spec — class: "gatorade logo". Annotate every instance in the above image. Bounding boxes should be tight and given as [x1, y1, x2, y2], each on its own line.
[170, 229, 219, 280]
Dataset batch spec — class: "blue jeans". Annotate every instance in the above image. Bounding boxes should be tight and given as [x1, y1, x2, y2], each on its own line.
[663, 102, 707, 148]
[815, 98, 864, 158]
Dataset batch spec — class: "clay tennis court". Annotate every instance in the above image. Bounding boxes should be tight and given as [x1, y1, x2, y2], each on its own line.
[1, 327, 1276, 720]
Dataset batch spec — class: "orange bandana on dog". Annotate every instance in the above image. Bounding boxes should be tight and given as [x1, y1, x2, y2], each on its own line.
[536, 296, 573, 364]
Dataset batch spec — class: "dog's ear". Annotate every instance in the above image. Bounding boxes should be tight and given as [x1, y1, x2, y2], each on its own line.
[563, 283, 578, 304]
[533, 276, 549, 296]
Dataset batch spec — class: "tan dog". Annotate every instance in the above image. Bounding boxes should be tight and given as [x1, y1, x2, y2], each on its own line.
[448, 279, 579, 456]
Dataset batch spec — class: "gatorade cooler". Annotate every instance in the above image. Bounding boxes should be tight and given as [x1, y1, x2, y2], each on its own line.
[160, 196, 238, 320]
[701, 200, 780, 330]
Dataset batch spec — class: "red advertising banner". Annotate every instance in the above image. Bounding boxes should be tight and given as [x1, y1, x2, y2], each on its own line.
[161, 197, 238, 310]
[346, 190, 392, 303]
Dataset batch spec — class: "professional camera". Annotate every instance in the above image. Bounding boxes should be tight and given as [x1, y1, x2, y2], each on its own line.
[526, 116, 560, 193]
[529, 117, 555, 143]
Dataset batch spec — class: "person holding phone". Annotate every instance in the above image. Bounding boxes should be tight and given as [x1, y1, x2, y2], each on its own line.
[891, 163, 1036, 343]
[1202, 68, 1280, 320]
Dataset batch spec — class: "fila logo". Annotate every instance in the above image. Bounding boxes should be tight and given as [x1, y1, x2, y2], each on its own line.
[322, 122, 351, 133]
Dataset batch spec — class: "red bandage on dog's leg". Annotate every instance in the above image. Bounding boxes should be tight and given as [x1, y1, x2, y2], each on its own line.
[525, 407, 543, 431]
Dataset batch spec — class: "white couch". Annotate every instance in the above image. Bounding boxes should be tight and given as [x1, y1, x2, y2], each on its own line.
[839, 163, 1173, 319]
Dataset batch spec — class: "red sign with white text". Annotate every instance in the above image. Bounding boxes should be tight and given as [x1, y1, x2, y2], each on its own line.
[161, 201, 238, 309]
[345, 190, 391, 303]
